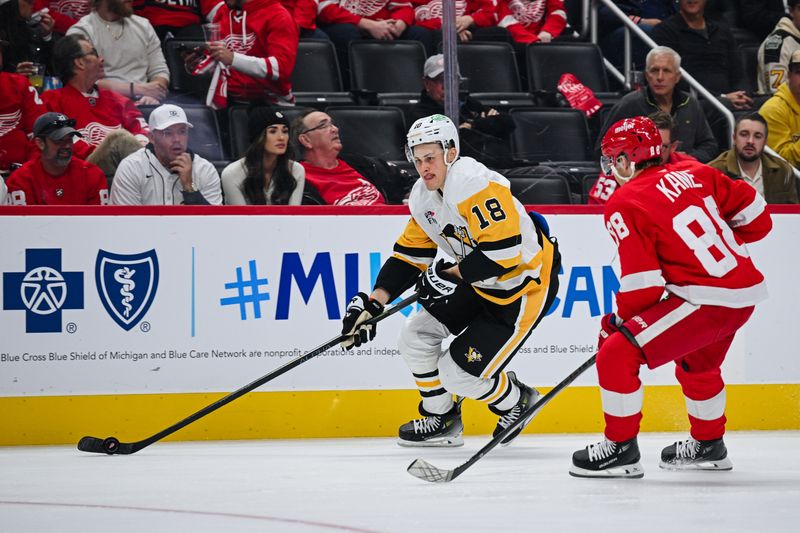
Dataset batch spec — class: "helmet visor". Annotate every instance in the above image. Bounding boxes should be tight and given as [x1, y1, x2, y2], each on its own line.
[600, 154, 615, 176]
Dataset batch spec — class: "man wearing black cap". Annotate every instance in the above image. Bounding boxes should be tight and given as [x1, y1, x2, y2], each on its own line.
[0, 37, 47, 174]
[5, 112, 109, 205]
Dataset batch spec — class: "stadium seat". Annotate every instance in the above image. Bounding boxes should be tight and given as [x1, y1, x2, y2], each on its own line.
[525, 42, 620, 106]
[163, 40, 212, 96]
[508, 174, 573, 205]
[739, 43, 760, 96]
[509, 108, 592, 163]
[582, 174, 599, 204]
[292, 39, 355, 109]
[182, 106, 225, 161]
[349, 41, 426, 104]
[457, 41, 535, 110]
[325, 106, 407, 162]
[227, 105, 312, 160]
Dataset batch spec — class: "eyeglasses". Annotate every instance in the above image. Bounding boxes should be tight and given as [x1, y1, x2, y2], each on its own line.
[302, 120, 336, 134]
[75, 48, 99, 59]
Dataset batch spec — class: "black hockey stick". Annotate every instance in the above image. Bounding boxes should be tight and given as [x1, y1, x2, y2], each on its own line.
[77, 292, 419, 455]
[407, 354, 597, 482]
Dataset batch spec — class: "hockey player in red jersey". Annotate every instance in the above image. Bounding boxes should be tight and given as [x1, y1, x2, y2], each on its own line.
[6, 112, 109, 205]
[570, 116, 772, 479]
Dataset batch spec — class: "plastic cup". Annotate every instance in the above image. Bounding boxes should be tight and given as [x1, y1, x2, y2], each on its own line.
[29, 63, 45, 91]
[202, 23, 220, 43]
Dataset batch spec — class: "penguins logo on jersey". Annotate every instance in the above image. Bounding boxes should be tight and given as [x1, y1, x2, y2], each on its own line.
[466, 347, 483, 363]
[441, 223, 475, 261]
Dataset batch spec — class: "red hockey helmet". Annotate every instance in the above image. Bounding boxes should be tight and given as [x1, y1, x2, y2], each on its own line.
[600, 116, 662, 176]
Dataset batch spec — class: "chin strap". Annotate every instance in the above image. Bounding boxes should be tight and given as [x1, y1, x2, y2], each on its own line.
[611, 161, 636, 185]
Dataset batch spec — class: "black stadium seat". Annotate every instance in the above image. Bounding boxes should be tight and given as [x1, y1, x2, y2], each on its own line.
[182, 105, 225, 161]
[509, 175, 573, 205]
[227, 105, 312, 160]
[326, 106, 407, 162]
[349, 41, 427, 104]
[292, 39, 354, 109]
[457, 41, 535, 110]
[163, 40, 211, 96]
[509, 108, 592, 163]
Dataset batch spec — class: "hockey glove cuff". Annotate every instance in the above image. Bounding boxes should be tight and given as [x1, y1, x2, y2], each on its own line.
[598, 313, 623, 350]
[341, 292, 384, 350]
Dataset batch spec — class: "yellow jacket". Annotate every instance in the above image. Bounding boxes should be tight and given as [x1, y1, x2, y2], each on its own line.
[760, 82, 800, 167]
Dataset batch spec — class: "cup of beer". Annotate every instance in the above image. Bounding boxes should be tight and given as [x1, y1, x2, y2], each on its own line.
[29, 63, 45, 91]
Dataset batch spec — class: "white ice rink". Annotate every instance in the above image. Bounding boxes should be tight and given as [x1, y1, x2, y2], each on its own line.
[2, 432, 799, 532]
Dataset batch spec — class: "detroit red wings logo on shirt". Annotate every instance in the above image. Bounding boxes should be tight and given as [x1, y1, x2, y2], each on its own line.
[334, 179, 383, 205]
[51, 0, 90, 19]
[508, 0, 547, 24]
[340, 0, 390, 17]
[222, 29, 257, 54]
[79, 122, 121, 147]
[0, 110, 22, 138]
[414, 0, 467, 20]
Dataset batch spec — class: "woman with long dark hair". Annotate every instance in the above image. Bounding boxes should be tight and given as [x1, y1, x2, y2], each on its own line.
[222, 108, 305, 205]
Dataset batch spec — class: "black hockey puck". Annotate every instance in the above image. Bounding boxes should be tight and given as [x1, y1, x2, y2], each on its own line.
[102, 437, 120, 454]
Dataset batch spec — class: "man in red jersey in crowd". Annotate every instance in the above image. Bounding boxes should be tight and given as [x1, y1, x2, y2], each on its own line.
[134, 0, 225, 40]
[0, 39, 47, 175]
[570, 116, 772, 479]
[186, 0, 298, 108]
[6, 112, 108, 205]
[589, 111, 695, 205]
[43, 34, 148, 176]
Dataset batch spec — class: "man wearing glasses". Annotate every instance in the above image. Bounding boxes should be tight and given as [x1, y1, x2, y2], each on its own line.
[293, 110, 412, 205]
[42, 34, 149, 179]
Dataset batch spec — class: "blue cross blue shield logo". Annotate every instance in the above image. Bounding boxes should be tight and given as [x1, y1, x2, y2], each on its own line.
[95, 249, 159, 331]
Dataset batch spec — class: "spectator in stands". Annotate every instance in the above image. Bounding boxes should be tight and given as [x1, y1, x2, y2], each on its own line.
[222, 107, 305, 205]
[709, 113, 798, 204]
[0, 0, 55, 75]
[497, 0, 567, 44]
[738, 0, 788, 42]
[5, 112, 109, 205]
[651, 0, 752, 110]
[597, 46, 718, 163]
[596, 0, 676, 70]
[293, 109, 413, 205]
[111, 103, 222, 205]
[68, 0, 169, 105]
[44, 34, 149, 176]
[35, 0, 90, 35]
[0, 39, 47, 174]
[758, 0, 800, 95]
[413, 0, 504, 43]
[318, 0, 434, 72]
[760, 50, 800, 168]
[408, 53, 515, 167]
[286, 0, 328, 39]
[133, 0, 225, 41]
[185, 0, 298, 108]
[589, 110, 696, 205]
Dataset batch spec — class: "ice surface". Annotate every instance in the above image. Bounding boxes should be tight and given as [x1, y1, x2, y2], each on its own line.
[1, 432, 798, 532]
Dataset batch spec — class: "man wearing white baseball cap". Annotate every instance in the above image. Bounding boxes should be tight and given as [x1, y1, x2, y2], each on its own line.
[110, 103, 222, 205]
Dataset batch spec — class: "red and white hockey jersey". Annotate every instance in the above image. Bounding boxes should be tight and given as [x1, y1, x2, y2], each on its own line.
[0, 72, 46, 172]
[213, 0, 298, 105]
[497, 0, 567, 44]
[34, 0, 91, 35]
[42, 85, 149, 160]
[589, 151, 696, 205]
[301, 159, 386, 205]
[5, 155, 108, 205]
[133, 0, 224, 29]
[412, 0, 497, 30]
[604, 159, 772, 320]
[318, 0, 414, 27]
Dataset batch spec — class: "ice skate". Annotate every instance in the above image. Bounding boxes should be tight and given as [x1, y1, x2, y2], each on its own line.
[491, 371, 541, 446]
[398, 397, 464, 447]
[569, 437, 644, 479]
[659, 437, 733, 471]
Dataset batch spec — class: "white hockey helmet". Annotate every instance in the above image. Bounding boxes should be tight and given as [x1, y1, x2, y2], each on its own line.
[405, 114, 460, 166]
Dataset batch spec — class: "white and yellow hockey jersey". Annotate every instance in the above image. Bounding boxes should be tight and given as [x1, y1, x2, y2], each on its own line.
[390, 157, 556, 306]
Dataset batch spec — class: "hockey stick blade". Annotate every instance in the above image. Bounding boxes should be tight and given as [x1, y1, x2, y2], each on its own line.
[407, 354, 596, 483]
[77, 292, 419, 456]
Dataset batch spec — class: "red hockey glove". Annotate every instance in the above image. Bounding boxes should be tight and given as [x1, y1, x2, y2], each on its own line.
[598, 313, 622, 350]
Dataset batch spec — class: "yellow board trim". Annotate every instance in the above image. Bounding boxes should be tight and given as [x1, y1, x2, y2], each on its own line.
[2, 384, 799, 446]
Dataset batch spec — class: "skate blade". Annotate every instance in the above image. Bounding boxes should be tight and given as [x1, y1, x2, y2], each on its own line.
[658, 457, 733, 471]
[397, 435, 464, 448]
[569, 462, 645, 479]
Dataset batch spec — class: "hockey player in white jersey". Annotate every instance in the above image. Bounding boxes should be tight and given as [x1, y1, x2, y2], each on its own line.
[340, 114, 561, 446]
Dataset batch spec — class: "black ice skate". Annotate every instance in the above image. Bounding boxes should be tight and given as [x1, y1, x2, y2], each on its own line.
[490, 371, 542, 446]
[569, 438, 644, 479]
[659, 437, 733, 471]
[398, 398, 464, 447]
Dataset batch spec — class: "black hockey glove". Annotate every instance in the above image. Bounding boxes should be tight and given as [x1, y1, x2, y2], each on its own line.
[341, 292, 384, 350]
[417, 259, 460, 313]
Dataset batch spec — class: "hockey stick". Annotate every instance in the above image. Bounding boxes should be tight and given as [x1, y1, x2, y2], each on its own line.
[77, 292, 420, 455]
[407, 354, 597, 483]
